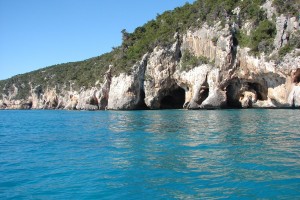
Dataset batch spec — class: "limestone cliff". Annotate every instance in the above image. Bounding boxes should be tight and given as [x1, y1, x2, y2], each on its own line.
[0, 0, 299, 110]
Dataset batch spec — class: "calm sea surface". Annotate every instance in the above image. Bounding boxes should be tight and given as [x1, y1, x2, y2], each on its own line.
[0, 109, 300, 199]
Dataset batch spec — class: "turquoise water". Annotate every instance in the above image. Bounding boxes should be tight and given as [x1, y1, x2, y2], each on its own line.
[0, 109, 300, 199]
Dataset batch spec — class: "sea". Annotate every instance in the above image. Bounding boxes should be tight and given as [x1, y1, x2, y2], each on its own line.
[0, 109, 300, 199]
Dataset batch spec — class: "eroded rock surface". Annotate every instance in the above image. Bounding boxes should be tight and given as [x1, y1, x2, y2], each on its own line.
[144, 41, 182, 109]
[1, 13, 299, 110]
[107, 54, 148, 110]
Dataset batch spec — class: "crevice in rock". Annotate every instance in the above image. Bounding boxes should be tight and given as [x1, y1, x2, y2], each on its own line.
[198, 87, 209, 104]
[178, 49, 182, 60]
[196, 75, 210, 106]
[293, 69, 300, 84]
[33, 85, 43, 99]
[228, 31, 238, 70]
[135, 53, 149, 110]
[280, 18, 288, 48]
[98, 65, 112, 110]
[136, 89, 149, 110]
[160, 87, 185, 109]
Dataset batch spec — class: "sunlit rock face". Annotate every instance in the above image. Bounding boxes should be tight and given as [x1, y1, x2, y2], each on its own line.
[1, 12, 299, 110]
[107, 54, 148, 110]
[143, 41, 182, 109]
[174, 65, 212, 109]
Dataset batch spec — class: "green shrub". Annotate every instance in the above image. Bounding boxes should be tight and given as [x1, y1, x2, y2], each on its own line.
[236, 20, 276, 55]
[250, 20, 276, 55]
[289, 31, 300, 49]
[236, 30, 251, 47]
[181, 50, 209, 71]
[273, 0, 299, 15]
[278, 44, 293, 57]
[239, 0, 266, 24]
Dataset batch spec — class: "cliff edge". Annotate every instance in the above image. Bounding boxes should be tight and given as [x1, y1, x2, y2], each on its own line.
[1, 0, 299, 110]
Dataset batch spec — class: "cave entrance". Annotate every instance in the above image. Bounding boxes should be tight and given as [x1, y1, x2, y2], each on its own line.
[136, 89, 149, 110]
[21, 101, 32, 109]
[226, 81, 242, 108]
[89, 96, 99, 106]
[160, 87, 185, 109]
[226, 80, 267, 108]
[247, 82, 267, 101]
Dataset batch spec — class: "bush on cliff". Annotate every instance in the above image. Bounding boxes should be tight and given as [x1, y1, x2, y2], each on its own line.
[273, 0, 299, 16]
[250, 20, 277, 55]
[236, 19, 276, 55]
[181, 50, 209, 71]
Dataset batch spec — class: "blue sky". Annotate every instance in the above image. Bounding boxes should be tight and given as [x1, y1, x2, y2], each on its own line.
[0, 0, 195, 80]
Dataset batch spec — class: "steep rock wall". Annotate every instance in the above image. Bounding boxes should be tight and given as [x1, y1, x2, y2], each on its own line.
[1, 13, 299, 110]
[144, 41, 182, 109]
[107, 54, 148, 110]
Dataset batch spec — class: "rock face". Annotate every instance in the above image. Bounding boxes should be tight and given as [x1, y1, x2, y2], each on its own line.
[182, 23, 234, 70]
[174, 65, 212, 109]
[107, 55, 148, 110]
[1, 13, 300, 110]
[144, 41, 182, 109]
[274, 15, 299, 50]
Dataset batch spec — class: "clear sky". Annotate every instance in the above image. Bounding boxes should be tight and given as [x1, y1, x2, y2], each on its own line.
[0, 0, 195, 80]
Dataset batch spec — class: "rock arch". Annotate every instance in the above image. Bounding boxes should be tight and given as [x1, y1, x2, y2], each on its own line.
[225, 79, 267, 108]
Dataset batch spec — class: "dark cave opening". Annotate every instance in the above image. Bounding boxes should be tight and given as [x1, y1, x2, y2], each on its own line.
[21, 101, 32, 109]
[160, 87, 185, 109]
[226, 82, 242, 108]
[226, 80, 267, 108]
[247, 82, 267, 101]
[293, 69, 300, 83]
[136, 89, 149, 110]
[197, 86, 209, 105]
[89, 96, 99, 106]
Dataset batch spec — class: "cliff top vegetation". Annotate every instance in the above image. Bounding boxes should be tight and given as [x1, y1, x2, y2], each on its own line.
[0, 0, 299, 99]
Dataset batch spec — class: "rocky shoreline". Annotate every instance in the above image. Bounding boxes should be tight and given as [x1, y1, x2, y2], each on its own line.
[1, 13, 299, 110]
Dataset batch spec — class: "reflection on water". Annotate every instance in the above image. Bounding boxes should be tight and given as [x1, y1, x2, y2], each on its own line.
[0, 109, 300, 199]
[101, 109, 300, 199]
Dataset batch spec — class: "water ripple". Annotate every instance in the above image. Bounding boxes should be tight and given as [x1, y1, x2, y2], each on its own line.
[0, 109, 300, 199]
